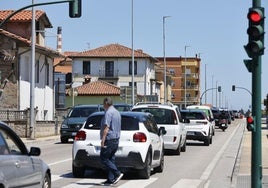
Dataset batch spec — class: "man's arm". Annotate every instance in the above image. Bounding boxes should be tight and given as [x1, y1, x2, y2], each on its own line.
[101, 125, 109, 147]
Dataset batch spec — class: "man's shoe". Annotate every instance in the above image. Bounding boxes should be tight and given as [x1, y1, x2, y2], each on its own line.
[101, 180, 113, 186]
[112, 173, 124, 185]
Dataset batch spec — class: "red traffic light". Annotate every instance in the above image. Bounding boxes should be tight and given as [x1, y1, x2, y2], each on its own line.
[247, 8, 264, 24]
[247, 116, 254, 124]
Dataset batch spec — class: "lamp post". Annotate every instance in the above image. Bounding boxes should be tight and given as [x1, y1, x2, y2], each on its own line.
[29, 0, 36, 139]
[131, 0, 135, 105]
[184, 45, 190, 107]
[163, 16, 170, 103]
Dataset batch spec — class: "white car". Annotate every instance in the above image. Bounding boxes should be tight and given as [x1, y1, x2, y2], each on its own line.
[180, 109, 213, 146]
[186, 105, 215, 136]
[72, 111, 166, 179]
[132, 103, 187, 155]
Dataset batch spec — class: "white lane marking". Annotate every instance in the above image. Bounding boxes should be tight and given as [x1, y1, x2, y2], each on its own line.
[62, 179, 105, 188]
[200, 123, 241, 180]
[171, 179, 202, 188]
[48, 158, 72, 166]
[118, 178, 158, 188]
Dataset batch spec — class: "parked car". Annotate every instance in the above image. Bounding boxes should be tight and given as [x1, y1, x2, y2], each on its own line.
[0, 121, 51, 188]
[131, 102, 187, 155]
[186, 105, 215, 136]
[180, 109, 213, 146]
[60, 104, 104, 143]
[72, 111, 166, 179]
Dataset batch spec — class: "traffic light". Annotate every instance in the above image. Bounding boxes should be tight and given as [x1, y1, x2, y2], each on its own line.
[232, 85, 235, 91]
[244, 7, 265, 58]
[246, 115, 255, 131]
[218, 86, 221, 92]
[69, 0, 81, 18]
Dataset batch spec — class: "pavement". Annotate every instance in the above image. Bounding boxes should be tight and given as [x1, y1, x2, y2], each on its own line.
[233, 120, 268, 188]
[20, 119, 268, 188]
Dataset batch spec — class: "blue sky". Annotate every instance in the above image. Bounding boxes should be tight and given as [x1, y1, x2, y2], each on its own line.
[2, 0, 268, 111]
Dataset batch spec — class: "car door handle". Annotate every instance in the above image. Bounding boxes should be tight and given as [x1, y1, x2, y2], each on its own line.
[15, 161, 21, 168]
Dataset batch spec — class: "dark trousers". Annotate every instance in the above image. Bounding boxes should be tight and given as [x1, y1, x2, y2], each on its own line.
[100, 139, 120, 182]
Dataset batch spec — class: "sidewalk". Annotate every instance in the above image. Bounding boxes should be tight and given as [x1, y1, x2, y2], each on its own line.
[234, 122, 268, 188]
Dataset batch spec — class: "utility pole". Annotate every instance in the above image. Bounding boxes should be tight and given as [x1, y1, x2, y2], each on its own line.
[244, 0, 265, 187]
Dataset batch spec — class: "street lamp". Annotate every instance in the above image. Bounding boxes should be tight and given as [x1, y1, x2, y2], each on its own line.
[184, 45, 190, 107]
[131, 0, 135, 105]
[163, 16, 170, 103]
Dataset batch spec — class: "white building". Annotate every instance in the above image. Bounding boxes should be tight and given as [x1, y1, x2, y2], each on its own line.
[69, 43, 160, 102]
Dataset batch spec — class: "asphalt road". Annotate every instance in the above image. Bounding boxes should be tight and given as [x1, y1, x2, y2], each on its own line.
[25, 119, 245, 188]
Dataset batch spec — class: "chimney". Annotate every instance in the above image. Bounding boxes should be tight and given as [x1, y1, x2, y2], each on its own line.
[57, 27, 62, 53]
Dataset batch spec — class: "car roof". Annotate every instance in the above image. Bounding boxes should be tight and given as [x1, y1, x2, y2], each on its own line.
[186, 105, 212, 110]
[132, 102, 178, 110]
[73, 104, 102, 108]
[89, 111, 152, 121]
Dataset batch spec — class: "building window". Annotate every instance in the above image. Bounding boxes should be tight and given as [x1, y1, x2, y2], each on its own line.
[105, 61, 114, 77]
[129, 61, 137, 75]
[129, 82, 137, 87]
[169, 68, 175, 75]
[83, 61, 90, 74]
[171, 80, 175, 87]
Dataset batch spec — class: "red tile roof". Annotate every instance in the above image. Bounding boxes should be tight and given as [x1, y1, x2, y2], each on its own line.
[0, 29, 64, 58]
[68, 80, 120, 96]
[0, 10, 52, 28]
[69, 43, 158, 62]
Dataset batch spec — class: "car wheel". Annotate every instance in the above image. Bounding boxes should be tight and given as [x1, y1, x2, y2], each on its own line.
[60, 137, 68, 143]
[174, 138, 181, 155]
[42, 172, 51, 188]
[181, 138, 186, 152]
[139, 151, 151, 179]
[72, 163, 85, 178]
[204, 135, 210, 146]
[154, 147, 164, 173]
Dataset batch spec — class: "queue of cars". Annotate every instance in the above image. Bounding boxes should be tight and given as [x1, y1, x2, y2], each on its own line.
[0, 102, 237, 187]
[71, 102, 224, 179]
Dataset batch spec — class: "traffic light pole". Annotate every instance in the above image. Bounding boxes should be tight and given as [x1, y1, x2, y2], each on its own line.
[251, 0, 263, 187]
[251, 56, 262, 188]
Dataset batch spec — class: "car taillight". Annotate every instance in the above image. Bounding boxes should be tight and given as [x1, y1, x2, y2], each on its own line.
[75, 130, 86, 141]
[133, 132, 147, 142]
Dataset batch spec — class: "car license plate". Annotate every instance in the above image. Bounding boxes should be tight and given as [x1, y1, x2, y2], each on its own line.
[72, 132, 77, 136]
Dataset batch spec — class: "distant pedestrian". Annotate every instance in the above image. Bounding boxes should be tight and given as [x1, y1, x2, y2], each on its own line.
[100, 97, 123, 185]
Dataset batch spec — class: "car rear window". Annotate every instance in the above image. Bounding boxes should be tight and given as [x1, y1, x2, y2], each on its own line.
[84, 115, 139, 130]
[132, 108, 177, 124]
[181, 111, 206, 120]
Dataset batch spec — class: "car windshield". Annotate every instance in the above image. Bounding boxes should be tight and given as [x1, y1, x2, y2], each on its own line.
[132, 108, 177, 125]
[181, 111, 205, 120]
[84, 115, 139, 131]
[68, 107, 99, 118]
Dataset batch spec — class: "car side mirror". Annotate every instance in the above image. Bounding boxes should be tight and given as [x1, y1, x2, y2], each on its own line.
[159, 127, 167, 135]
[183, 118, 190, 123]
[29, 147, 41, 156]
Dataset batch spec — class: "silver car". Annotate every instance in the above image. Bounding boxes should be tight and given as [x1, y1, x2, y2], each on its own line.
[0, 121, 51, 188]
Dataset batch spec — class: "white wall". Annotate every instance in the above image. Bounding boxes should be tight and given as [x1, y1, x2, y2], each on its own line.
[19, 50, 54, 121]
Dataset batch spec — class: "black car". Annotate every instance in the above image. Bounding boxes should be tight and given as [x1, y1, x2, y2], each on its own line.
[60, 104, 104, 143]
